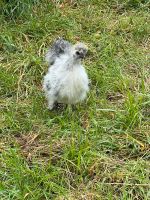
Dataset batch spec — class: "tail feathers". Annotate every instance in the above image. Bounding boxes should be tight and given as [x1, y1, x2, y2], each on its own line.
[45, 38, 72, 65]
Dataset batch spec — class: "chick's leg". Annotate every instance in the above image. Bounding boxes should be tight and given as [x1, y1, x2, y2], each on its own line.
[46, 93, 56, 110]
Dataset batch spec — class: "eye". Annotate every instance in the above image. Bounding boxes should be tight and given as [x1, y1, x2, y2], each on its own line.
[76, 51, 80, 55]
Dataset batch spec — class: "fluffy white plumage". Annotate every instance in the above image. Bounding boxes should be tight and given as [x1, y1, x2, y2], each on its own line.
[43, 39, 89, 110]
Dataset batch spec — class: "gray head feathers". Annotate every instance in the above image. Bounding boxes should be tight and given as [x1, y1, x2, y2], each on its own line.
[73, 42, 88, 59]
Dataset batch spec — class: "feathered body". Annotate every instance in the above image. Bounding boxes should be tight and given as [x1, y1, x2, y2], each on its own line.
[43, 38, 89, 110]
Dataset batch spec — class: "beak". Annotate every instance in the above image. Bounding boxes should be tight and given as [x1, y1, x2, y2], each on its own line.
[75, 49, 86, 59]
[79, 49, 86, 58]
[79, 52, 84, 59]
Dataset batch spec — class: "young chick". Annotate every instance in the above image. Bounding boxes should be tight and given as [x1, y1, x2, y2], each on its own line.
[43, 40, 89, 110]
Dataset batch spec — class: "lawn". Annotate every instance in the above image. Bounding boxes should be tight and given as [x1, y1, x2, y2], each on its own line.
[0, 0, 150, 199]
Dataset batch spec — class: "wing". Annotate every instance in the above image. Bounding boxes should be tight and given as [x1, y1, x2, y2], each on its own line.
[45, 38, 72, 65]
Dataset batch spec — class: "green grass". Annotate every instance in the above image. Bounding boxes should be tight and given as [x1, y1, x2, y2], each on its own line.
[0, 0, 150, 199]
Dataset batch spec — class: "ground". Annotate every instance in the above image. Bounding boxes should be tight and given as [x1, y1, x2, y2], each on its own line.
[0, 0, 150, 199]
